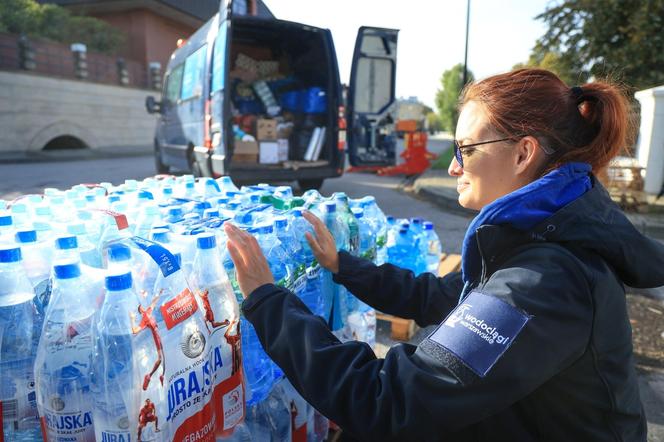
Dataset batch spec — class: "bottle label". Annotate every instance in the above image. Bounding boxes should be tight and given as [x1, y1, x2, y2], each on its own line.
[131, 237, 179, 277]
[135, 248, 244, 440]
[306, 262, 321, 280]
[292, 264, 307, 294]
[376, 233, 387, 249]
[0, 360, 39, 432]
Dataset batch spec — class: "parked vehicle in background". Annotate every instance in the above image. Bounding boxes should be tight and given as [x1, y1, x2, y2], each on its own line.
[146, 0, 399, 190]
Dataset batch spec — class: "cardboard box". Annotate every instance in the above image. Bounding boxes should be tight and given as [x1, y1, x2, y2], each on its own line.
[259, 141, 280, 164]
[234, 140, 258, 163]
[256, 118, 277, 140]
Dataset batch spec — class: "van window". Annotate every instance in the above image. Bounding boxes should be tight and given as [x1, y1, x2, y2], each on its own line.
[354, 58, 394, 114]
[181, 45, 208, 101]
[211, 21, 228, 94]
[165, 64, 184, 104]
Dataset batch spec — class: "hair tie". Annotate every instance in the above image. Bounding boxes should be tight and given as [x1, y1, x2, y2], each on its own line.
[570, 86, 584, 101]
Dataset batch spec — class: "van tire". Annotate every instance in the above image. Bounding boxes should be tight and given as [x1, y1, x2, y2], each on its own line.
[155, 143, 169, 174]
[298, 179, 324, 191]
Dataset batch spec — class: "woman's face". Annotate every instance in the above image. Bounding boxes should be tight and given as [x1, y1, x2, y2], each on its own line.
[448, 101, 524, 211]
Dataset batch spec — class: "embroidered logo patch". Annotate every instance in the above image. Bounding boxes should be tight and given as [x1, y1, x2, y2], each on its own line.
[428, 291, 531, 377]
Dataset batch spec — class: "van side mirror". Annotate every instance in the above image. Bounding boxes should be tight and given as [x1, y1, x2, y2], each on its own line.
[145, 96, 161, 114]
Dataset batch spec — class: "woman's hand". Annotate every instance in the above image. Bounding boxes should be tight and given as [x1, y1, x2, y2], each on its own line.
[303, 211, 339, 274]
[223, 223, 274, 299]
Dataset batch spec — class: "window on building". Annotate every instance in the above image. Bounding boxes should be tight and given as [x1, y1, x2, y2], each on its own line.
[181, 45, 208, 101]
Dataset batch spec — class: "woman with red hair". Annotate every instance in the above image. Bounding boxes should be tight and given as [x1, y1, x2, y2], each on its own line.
[225, 68, 661, 441]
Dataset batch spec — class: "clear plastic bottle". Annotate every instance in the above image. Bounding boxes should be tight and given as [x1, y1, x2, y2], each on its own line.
[90, 272, 139, 442]
[133, 204, 162, 239]
[290, 209, 325, 317]
[67, 224, 100, 268]
[15, 229, 53, 315]
[53, 235, 81, 265]
[35, 262, 96, 442]
[0, 246, 41, 441]
[322, 202, 350, 333]
[0, 212, 15, 245]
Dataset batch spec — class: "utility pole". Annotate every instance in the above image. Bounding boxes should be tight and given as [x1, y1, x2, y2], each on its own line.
[463, 0, 471, 85]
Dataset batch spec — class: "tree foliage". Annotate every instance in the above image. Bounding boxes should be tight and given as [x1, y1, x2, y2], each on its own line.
[530, 0, 664, 90]
[0, 0, 125, 54]
[435, 63, 474, 132]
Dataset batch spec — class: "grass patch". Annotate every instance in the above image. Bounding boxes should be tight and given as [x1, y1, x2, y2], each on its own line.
[431, 146, 454, 170]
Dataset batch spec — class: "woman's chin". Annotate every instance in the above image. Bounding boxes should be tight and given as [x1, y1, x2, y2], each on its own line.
[458, 191, 480, 211]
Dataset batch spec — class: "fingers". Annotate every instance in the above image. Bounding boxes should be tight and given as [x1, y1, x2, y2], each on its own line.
[226, 240, 247, 273]
[303, 211, 331, 242]
[305, 231, 323, 256]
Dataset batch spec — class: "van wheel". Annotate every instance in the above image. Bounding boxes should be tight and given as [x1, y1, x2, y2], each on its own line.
[155, 143, 169, 174]
[298, 179, 324, 191]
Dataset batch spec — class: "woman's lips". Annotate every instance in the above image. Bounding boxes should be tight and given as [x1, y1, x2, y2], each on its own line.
[457, 182, 469, 192]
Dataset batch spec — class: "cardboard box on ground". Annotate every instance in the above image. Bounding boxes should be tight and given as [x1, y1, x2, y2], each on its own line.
[229, 44, 326, 166]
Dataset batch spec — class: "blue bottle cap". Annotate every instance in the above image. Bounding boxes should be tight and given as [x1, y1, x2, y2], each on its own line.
[168, 207, 183, 218]
[67, 223, 86, 236]
[0, 214, 12, 226]
[249, 194, 260, 203]
[352, 208, 364, 219]
[85, 194, 96, 202]
[411, 217, 423, 224]
[324, 201, 337, 213]
[386, 216, 395, 223]
[399, 227, 409, 235]
[35, 206, 52, 216]
[33, 221, 52, 231]
[226, 191, 240, 198]
[163, 186, 173, 195]
[204, 209, 219, 218]
[274, 217, 288, 229]
[0, 247, 21, 263]
[292, 208, 303, 218]
[143, 205, 160, 216]
[259, 224, 273, 234]
[197, 233, 216, 249]
[15, 230, 37, 243]
[228, 201, 241, 210]
[150, 228, 170, 243]
[72, 199, 86, 209]
[195, 201, 210, 210]
[11, 204, 27, 213]
[105, 272, 132, 291]
[138, 190, 154, 200]
[216, 197, 229, 205]
[108, 243, 131, 262]
[77, 211, 92, 221]
[424, 221, 434, 230]
[185, 182, 195, 189]
[107, 196, 121, 205]
[54, 263, 81, 279]
[56, 236, 78, 250]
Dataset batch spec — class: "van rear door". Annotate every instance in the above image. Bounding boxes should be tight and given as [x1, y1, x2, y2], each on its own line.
[346, 26, 399, 167]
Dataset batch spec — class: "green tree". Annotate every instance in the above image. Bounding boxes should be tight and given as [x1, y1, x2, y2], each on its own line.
[426, 111, 442, 133]
[435, 63, 474, 132]
[0, 0, 125, 54]
[530, 0, 664, 90]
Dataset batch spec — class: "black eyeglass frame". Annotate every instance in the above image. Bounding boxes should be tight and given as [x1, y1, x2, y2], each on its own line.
[453, 137, 513, 168]
[453, 136, 555, 168]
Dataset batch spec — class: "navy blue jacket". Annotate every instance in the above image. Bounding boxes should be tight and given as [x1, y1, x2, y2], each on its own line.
[242, 181, 662, 441]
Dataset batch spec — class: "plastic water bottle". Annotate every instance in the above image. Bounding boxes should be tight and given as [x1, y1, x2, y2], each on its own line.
[0, 212, 15, 244]
[35, 262, 96, 442]
[54, 235, 81, 265]
[90, 272, 139, 442]
[387, 227, 425, 275]
[67, 224, 100, 268]
[322, 202, 349, 332]
[0, 246, 41, 441]
[424, 221, 442, 275]
[273, 217, 306, 298]
[409, 218, 428, 274]
[241, 318, 274, 407]
[133, 204, 162, 239]
[15, 229, 52, 315]
[290, 209, 325, 317]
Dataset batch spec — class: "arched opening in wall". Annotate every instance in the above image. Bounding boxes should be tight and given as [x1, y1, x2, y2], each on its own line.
[42, 136, 88, 150]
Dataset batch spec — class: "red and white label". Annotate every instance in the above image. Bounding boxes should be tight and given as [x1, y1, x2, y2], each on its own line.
[160, 288, 198, 330]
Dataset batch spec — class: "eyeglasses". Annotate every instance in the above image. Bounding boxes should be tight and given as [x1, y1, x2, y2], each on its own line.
[453, 138, 513, 168]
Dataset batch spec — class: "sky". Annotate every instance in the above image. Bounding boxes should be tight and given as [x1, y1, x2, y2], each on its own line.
[266, 0, 550, 109]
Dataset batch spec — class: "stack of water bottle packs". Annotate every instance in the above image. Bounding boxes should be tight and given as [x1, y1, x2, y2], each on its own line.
[0, 174, 442, 442]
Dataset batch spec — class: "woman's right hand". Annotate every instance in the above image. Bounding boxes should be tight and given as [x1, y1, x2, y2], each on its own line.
[303, 210, 339, 274]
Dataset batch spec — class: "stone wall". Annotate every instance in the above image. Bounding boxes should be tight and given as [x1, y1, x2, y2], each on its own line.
[0, 71, 160, 153]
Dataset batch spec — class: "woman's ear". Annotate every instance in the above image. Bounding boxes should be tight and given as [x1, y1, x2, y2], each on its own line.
[514, 136, 545, 177]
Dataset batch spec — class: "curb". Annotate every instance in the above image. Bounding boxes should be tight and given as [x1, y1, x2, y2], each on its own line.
[0, 149, 153, 165]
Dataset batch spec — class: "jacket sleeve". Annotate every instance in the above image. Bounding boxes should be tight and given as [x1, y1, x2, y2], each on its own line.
[243, 246, 593, 441]
[331, 250, 463, 327]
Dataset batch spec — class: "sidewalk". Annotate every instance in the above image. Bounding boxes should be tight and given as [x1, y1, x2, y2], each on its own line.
[0, 145, 152, 164]
[406, 168, 664, 441]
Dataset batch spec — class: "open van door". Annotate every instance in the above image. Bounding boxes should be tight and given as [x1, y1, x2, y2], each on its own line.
[209, 0, 275, 176]
[346, 26, 399, 167]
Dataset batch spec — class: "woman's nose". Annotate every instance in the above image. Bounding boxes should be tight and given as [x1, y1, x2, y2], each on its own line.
[448, 156, 463, 177]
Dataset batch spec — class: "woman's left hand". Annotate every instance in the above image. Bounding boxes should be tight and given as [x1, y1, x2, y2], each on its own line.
[224, 222, 274, 298]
